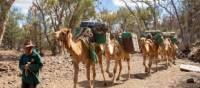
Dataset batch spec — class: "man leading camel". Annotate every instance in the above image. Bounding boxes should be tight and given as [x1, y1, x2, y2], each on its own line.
[19, 40, 43, 88]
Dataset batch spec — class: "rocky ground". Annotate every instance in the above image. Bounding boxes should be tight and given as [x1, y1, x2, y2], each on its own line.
[0, 50, 200, 88]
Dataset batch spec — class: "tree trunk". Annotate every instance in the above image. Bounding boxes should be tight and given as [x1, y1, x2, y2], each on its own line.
[153, 0, 157, 30]
[33, 1, 56, 55]
[171, 0, 188, 49]
[0, 20, 7, 46]
[0, 0, 15, 46]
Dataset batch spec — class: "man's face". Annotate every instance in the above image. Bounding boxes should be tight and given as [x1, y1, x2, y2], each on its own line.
[24, 47, 33, 54]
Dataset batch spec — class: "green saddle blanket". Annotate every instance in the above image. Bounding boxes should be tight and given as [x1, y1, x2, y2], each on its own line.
[89, 45, 98, 63]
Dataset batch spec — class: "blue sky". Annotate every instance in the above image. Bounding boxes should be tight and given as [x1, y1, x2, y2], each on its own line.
[12, 0, 156, 14]
[12, 0, 170, 21]
[96, 0, 119, 12]
[12, 0, 33, 14]
[12, 0, 121, 14]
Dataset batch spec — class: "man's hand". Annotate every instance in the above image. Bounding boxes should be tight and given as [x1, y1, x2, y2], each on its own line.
[24, 62, 31, 76]
[24, 62, 31, 70]
[24, 64, 29, 70]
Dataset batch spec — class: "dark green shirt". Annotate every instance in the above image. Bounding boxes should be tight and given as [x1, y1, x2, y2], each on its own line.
[19, 49, 43, 84]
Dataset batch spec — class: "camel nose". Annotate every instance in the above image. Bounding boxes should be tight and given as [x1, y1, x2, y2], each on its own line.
[52, 32, 58, 38]
[52, 32, 56, 36]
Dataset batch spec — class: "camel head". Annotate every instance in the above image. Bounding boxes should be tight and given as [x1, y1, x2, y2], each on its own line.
[163, 38, 172, 51]
[139, 37, 146, 47]
[52, 28, 71, 44]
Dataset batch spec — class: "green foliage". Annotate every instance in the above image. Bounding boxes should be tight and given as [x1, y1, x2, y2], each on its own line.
[3, 8, 27, 49]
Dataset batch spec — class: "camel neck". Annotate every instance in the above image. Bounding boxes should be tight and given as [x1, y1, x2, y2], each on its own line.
[64, 32, 83, 56]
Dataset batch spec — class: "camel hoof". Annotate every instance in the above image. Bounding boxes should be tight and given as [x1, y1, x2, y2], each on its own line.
[155, 69, 158, 72]
[109, 73, 113, 78]
[147, 72, 151, 76]
[148, 70, 151, 75]
[104, 82, 108, 86]
[112, 79, 115, 84]
[165, 65, 168, 68]
[145, 68, 148, 73]
[128, 75, 131, 79]
[116, 77, 120, 81]
[73, 85, 77, 88]
[173, 62, 176, 65]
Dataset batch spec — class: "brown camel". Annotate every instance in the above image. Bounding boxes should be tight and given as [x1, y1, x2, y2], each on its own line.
[170, 42, 178, 64]
[159, 38, 174, 67]
[105, 33, 131, 83]
[53, 28, 107, 88]
[139, 37, 159, 74]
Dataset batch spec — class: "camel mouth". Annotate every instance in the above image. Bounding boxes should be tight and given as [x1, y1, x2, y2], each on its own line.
[52, 32, 59, 39]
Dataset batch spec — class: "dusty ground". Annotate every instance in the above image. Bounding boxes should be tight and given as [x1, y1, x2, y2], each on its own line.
[0, 50, 200, 88]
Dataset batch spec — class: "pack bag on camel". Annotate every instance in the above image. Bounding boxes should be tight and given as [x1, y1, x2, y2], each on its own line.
[120, 31, 136, 54]
[80, 21, 108, 44]
[141, 30, 164, 45]
[72, 21, 108, 63]
[162, 32, 178, 44]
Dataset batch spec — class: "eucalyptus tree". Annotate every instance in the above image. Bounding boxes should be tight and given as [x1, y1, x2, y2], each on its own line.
[0, 0, 15, 46]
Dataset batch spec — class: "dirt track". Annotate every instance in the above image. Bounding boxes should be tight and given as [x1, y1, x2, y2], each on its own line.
[0, 50, 200, 88]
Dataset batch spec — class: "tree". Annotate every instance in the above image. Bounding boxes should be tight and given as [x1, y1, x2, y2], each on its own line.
[0, 0, 15, 46]
[116, 7, 138, 32]
[184, 0, 200, 46]
[2, 8, 27, 50]
[30, 0, 95, 55]
[122, 0, 155, 32]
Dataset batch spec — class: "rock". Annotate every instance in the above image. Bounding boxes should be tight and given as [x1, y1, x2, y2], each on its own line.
[186, 78, 195, 83]
[180, 64, 200, 72]
[8, 81, 13, 84]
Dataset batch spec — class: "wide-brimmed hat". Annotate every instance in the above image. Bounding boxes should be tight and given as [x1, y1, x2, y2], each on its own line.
[24, 40, 35, 48]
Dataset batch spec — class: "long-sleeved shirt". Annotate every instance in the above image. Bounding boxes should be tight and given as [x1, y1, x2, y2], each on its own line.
[19, 49, 43, 84]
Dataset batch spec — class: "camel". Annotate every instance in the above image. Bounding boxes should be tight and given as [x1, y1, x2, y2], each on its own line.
[53, 28, 107, 88]
[170, 42, 178, 64]
[104, 33, 131, 83]
[158, 37, 174, 67]
[139, 37, 159, 74]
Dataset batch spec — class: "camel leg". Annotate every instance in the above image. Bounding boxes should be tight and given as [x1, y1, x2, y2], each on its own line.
[166, 55, 169, 68]
[127, 58, 131, 79]
[73, 62, 79, 88]
[112, 60, 118, 83]
[172, 54, 176, 65]
[143, 55, 148, 73]
[155, 56, 158, 72]
[168, 55, 172, 67]
[86, 64, 92, 88]
[98, 55, 107, 86]
[148, 56, 153, 74]
[106, 60, 113, 78]
[116, 60, 122, 80]
[92, 64, 96, 87]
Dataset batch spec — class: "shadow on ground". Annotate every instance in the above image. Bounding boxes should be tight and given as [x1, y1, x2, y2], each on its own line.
[151, 64, 168, 72]
[121, 73, 150, 80]
[121, 64, 169, 80]
[78, 80, 123, 88]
